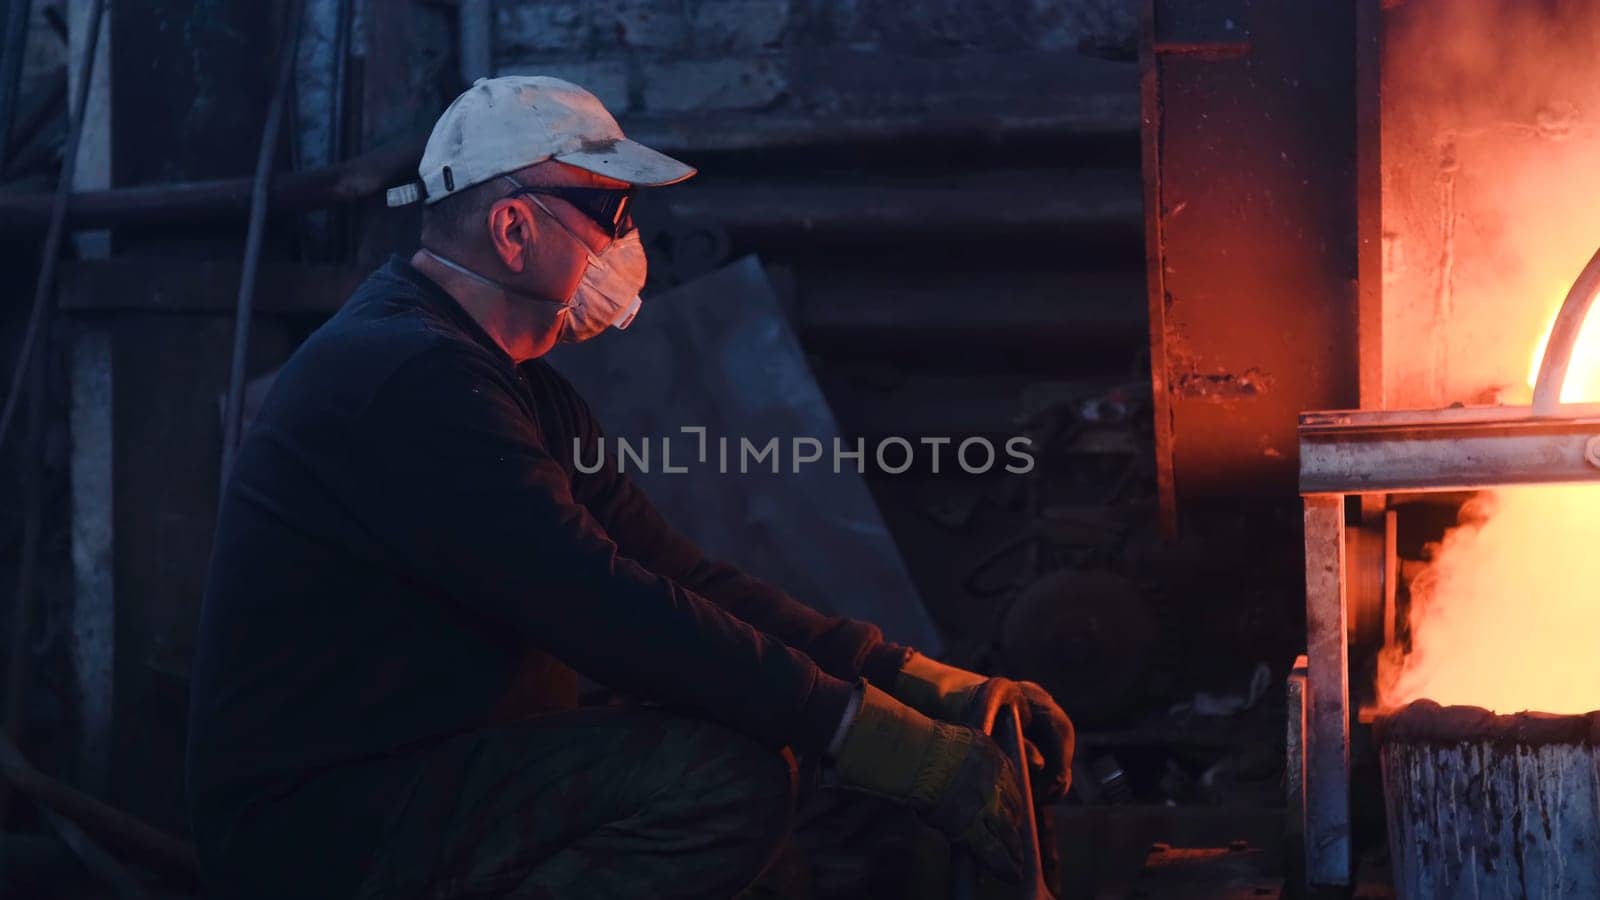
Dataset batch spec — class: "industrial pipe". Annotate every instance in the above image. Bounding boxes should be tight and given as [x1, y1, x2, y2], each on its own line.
[219, 0, 306, 490]
[0, 110, 1140, 235]
[1532, 244, 1600, 415]
[0, 130, 427, 234]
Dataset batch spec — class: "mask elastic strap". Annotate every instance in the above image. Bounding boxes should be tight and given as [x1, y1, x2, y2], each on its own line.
[420, 248, 570, 309]
[508, 179, 645, 311]
[502, 175, 611, 262]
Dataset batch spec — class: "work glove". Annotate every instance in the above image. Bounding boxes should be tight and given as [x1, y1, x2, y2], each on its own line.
[832, 683, 1026, 883]
[892, 652, 1076, 803]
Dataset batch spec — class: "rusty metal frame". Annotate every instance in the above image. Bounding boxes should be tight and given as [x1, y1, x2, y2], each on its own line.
[1142, 0, 1361, 533]
[1297, 401, 1600, 888]
[1138, 0, 1178, 537]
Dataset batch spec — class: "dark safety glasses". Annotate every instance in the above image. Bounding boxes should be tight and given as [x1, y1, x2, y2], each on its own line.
[502, 179, 637, 239]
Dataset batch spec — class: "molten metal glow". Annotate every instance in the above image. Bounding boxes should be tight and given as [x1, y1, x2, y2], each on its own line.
[1526, 307, 1600, 404]
[1380, 302, 1600, 715]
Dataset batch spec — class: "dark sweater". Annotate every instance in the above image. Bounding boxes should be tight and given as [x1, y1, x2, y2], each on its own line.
[186, 257, 908, 868]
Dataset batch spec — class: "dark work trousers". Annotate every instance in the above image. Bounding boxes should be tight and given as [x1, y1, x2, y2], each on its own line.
[213, 706, 943, 900]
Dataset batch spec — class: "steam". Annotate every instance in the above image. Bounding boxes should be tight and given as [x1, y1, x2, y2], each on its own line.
[1381, 0, 1600, 408]
[1376, 272, 1600, 716]
[1378, 308, 1600, 715]
[1380, 485, 1600, 715]
[1376, 1, 1600, 715]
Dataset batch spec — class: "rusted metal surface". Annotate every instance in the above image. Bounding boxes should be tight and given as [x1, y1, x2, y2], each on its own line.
[1302, 496, 1350, 887]
[1141, 0, 1360, 528]
[1354, 0, 1390, 526]
[1378, 701, 1600, 899]
[1376, 1, 1600, 413]
[1299, 404, 1600, 495]
[1137, 1, 1175, 536]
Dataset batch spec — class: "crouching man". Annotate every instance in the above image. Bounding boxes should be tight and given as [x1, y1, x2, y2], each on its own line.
[186, 76, 1074, 899]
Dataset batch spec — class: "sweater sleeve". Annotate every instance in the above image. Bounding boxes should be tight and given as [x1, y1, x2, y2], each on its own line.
[559, 378, 912, 688]
[342, 345, 854, 752]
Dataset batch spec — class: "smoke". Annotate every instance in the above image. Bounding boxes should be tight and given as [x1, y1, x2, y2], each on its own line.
[1381, 0, 1600, 408]
[1380, 485, 1600, 714]
[1378, 0, 1600, 714]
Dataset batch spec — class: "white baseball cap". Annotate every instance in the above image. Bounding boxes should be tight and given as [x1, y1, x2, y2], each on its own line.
[387, 75, 696, 207]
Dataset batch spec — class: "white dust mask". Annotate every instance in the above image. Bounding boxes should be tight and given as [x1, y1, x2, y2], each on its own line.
[523, 190, 648, 343]
[419, 181, 650, 345]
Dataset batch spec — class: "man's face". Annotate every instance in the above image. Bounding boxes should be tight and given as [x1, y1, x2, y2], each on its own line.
[489, 161, 634, 308]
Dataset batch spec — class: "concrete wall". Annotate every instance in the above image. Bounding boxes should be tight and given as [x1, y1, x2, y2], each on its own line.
[493, 0, 1139, 118]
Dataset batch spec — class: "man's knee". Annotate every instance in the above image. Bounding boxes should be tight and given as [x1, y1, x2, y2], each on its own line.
[650, 714, 798, 881]
[657, 712, 798, 820]
[723, 741, 798, 879]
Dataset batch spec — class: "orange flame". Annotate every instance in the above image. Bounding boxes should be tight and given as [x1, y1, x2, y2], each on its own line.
[1379, 295, 1600, 715]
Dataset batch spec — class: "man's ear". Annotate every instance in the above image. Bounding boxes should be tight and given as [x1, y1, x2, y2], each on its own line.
[486, 198, 535, 273]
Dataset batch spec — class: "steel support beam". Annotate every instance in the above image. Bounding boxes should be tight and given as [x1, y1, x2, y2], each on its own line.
[1141, 0, 1359, 526]
[1293, 400, 1600, 893]
[68, 326, 113, 795]
[1300, 405, 1600, 495]
[1302, 496, 1350, 888]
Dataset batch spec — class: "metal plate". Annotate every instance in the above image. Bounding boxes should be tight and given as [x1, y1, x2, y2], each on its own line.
[546, 256, 942, 653]
[1143, 0, 1360, 525]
